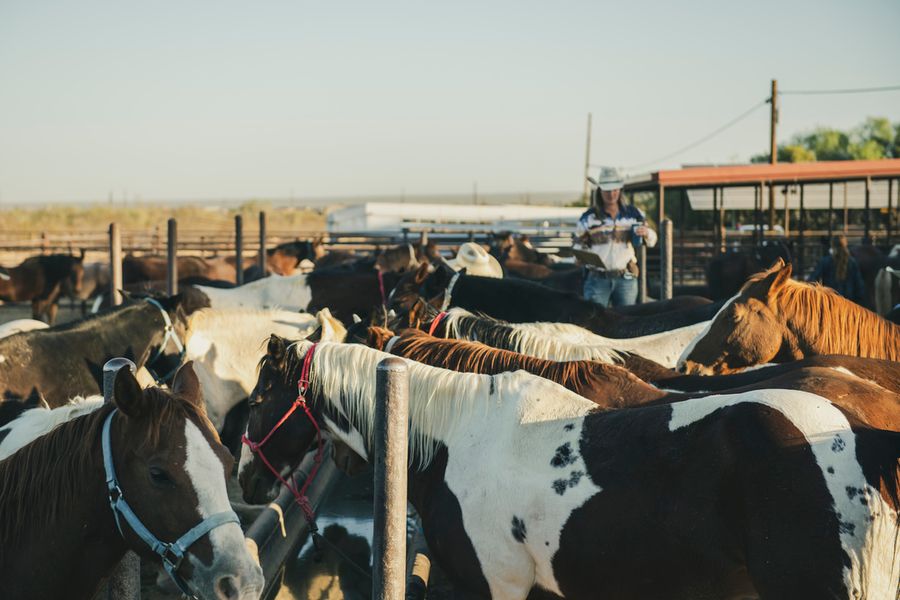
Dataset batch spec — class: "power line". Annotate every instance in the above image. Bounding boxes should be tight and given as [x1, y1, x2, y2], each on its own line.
[780, 84, 900, 96]
[624, 99, 767, 172]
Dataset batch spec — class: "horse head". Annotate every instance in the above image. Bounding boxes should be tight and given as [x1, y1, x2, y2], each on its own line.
[680, 258, 794, 374]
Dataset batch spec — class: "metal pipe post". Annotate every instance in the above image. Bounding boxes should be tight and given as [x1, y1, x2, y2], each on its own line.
[798, 184, 805, 278]
[828, 182, 834, 243]
[258, 211, 267, 274]
[235, 215, 244, 286]
[373, 357, 409, 600]
[109, 223, 123, 306]
[887, 179, 894, 246]
[167, 218, 178, 295]
[660, 219, 673, 300]
[103, 358, 141, 600]
[638, 244, 647, 303]
[864, 177, 872, 244]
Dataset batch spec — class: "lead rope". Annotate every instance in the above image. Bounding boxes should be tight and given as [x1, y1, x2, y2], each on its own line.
[428, 311, 449, 337]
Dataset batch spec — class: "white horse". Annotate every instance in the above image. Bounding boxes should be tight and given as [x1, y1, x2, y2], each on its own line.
[195, 273, 310, 312]
[0, 319, 49, 339]
[184, 307, 319, 429]
[444, 308, 706, 368]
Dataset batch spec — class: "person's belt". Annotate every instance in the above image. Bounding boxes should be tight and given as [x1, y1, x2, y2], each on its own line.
[587, 268, 627, 278]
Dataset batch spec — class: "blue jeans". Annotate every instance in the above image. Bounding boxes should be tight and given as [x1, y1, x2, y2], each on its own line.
[583, 271, 638, 307]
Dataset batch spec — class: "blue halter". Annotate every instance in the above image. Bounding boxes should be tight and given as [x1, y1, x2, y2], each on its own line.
[102, 408, 240, 599]
[143, 297, 187, 385]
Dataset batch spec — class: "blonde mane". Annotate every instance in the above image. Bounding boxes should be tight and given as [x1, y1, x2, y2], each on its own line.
[749, 273, 900, 360]
[291, 341, 590, 469]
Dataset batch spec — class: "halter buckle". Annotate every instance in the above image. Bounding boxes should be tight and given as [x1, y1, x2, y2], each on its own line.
[162, 546, 184, 571]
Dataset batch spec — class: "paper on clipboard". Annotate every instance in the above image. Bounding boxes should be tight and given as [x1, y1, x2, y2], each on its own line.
[571, 249, 607, 269]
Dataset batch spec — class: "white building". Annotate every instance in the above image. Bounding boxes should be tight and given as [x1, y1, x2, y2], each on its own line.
[327, 202, 584, 233]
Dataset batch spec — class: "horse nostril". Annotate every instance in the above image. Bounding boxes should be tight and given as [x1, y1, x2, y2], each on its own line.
[215, 575, 240, 600]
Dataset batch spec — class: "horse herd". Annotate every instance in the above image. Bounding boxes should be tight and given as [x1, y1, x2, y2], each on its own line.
[0, 238, 899, 600]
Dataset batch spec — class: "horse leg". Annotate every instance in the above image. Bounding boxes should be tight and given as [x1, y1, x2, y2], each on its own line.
[46, 302, 59, 325]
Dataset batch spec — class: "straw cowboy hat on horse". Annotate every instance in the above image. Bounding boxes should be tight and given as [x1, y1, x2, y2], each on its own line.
[447, 242, 503, 278]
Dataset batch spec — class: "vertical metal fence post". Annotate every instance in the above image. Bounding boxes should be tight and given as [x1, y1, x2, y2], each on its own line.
[660, 219, 673, 300]
[109, 223, 123, 306]
[258, 211, 267, 274]
[638, 244, 647, 303]
[103, 358, 141, 600]
[373, 357, 409, 600]
[235, 215, 244, 286]
[167, 218, 178, 295]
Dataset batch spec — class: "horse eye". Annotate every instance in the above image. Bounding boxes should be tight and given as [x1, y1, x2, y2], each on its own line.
[149, 466, 174, 486]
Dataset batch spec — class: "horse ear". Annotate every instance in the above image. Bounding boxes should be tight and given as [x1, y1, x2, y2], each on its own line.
[26, 387, 49, 410]
[414, 262, 430, 284]
[113, 367, 148, 418]
[749, 260, 793, 299]
[78, 248, 86, 261]
[267, 334, 287, 366]
[171, 361, 203, 407]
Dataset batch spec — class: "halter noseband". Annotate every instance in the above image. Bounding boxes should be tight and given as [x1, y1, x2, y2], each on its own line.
[102, 409, 239, 599]
[144, 297, 187, 384]
[241, 343, 324, 527]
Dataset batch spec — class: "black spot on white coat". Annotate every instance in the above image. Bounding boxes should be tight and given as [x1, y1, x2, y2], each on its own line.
[550, 442, 577, 468]
[511, 516, 527, 542]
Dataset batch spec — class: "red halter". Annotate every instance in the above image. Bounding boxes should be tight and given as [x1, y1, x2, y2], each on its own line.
[242, 343, 323, 525]
[428, 311, 449, 336]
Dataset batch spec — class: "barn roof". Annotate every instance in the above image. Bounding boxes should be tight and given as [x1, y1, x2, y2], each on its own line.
[624, 159, 900, 191]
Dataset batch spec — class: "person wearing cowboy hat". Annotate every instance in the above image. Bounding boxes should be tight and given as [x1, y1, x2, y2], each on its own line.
[575, 166, 656, 306]
[447, 242, 504, 278]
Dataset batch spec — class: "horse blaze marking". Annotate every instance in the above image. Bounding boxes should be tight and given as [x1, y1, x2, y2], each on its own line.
[831, 435, 846, 452]
[511, 516, 526, 543]
[550, 442, 576, 468]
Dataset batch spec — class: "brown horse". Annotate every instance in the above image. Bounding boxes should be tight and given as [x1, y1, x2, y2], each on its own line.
[0, 252, 85, 323]
[680, 258, 900, 374]
[0, 363, 263, 599]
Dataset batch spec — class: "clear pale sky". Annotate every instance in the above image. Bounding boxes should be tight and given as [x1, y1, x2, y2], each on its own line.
[1, 0, 898, 204]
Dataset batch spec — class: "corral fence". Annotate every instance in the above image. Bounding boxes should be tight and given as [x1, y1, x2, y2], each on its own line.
[0, 213, 892, 299]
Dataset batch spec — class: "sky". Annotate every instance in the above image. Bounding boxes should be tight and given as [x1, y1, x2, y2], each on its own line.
[1, 0, 899, 205]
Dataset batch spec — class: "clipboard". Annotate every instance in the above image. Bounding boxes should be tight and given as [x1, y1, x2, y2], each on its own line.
[571, 249, 608, 270]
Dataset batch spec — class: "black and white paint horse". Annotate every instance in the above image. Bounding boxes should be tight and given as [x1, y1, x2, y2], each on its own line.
[241, 338, 900, 599]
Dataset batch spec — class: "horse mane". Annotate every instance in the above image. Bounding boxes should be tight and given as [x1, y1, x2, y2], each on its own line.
[0, 388, 211, 551]
[749, 273, 900, 360]
[383, 328, 655, 405]
[280, 341, 589, 470]
[444, 308, 622, 364]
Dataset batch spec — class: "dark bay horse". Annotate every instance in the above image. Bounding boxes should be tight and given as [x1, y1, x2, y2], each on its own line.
[306, 263, 403, 324]
[0, 292, 207, 405]
[680, 259, 900, 374]
[391, 263, 722, 337]
[242, 338, 900, 599]
[0, 363, 263, 599]
[0, 251, 85, 323]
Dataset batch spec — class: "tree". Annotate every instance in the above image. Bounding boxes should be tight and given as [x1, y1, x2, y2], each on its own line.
[751, 116, 900, 163]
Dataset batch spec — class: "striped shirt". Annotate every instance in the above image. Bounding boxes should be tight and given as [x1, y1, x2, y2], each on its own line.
[575, 204, 657, 272]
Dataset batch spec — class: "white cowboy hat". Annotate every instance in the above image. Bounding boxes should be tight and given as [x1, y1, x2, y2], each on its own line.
[447, 242, 503, 278]
[587, 166, 624, 191]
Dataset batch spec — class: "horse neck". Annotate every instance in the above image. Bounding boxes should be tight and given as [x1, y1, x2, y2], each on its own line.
[0, 409, 124, 596]
[776, 284, 900, 360]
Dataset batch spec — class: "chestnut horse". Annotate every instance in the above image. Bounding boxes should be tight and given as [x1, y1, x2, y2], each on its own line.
[680, 259, 900, 374]
[0, 363, 263, 599]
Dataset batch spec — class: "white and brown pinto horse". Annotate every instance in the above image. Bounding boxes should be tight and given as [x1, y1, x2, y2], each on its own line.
[241, 339, 900, 600]
[680, 258, 900, 375]
[0, 363, 263, 600]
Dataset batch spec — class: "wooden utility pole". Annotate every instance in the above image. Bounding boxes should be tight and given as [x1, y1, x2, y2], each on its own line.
[767, 79, 778, 231]
[583, 113, 593, 205]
